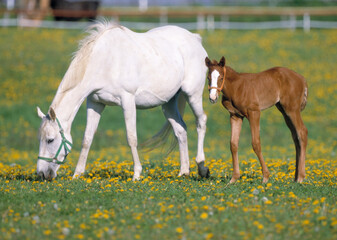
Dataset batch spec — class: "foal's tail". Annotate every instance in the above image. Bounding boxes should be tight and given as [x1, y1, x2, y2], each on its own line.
[301, 85, 308, 111]
[140, 93, 186, 154]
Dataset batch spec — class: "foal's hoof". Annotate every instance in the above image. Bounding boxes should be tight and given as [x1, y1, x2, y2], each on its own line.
[262, 177, 269, 184]
[198, 162, 210, 178]
[295, 178, 304, 183]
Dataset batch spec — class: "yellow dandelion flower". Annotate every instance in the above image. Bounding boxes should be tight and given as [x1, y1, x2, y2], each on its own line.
[302, 220, 310, 226]
[200, 212, 208, 219]
[331, 220, 337, 226]
[76, 234, 84, 239]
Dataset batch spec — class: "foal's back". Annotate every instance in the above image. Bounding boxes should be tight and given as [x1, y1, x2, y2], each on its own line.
[231, 67, 307, 111]
[262, 67, 307, 112]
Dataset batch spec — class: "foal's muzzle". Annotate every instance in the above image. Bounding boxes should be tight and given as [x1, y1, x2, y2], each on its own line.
[209, 91, 218, 104]
[209, 97, 218, 104]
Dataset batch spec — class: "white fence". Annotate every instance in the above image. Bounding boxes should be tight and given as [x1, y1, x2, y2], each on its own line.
[1, 7, 337, 31]
[1, 16, 337, 31]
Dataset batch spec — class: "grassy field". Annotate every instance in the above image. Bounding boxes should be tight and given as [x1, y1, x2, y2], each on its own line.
[0, 26, 336, 239]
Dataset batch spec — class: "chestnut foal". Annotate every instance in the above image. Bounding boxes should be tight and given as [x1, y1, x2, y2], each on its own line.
[205, 56, 308, 183]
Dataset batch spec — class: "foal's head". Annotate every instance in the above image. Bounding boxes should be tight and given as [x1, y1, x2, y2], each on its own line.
[205, 56, 226, 103]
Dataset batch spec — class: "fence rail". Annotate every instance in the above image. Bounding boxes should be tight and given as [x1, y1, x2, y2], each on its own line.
[1, 7, 337, 30]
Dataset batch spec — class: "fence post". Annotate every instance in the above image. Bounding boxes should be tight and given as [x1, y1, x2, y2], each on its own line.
[197, 14, 205, 30]
[303, 13, 310, 32]
[207, 15, 214, 31]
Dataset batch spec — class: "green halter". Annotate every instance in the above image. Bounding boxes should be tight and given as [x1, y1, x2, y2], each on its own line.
[38, 118, 72, 165]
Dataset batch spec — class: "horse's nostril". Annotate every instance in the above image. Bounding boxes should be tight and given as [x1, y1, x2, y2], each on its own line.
[37, 171, 45, 180]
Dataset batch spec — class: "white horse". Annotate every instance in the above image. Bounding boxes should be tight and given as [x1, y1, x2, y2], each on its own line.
[36, 22, 209, 181]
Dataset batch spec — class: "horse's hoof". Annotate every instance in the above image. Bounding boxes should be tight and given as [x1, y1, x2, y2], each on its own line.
[178, 171, 190, 177]
[72, 173, 82, 179]
[133, 175, 141, 181]
[198, 166, 210, 178]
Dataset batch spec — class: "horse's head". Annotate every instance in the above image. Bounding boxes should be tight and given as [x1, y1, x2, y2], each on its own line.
[205, 56, 226, 104]
[36, 107, 72, 180]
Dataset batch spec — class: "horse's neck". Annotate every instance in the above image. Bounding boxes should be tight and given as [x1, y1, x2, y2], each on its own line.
[50, 84, 91, 133]
[50, 44, 94, 133]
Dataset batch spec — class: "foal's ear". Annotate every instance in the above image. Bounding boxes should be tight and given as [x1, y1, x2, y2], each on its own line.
[37, 107, 46, 119]
[219, 56, 226, 67]
[49, 107, 56, 121]
[205, 57, 211, 67]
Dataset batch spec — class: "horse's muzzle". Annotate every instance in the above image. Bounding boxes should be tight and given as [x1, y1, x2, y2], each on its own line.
[36, 161, 58, 181]
[37, 169, 56, 181]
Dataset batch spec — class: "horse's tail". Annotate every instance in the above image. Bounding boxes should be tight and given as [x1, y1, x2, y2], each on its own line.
[140, 93, 186, 154]
[301, 85, 308, 111]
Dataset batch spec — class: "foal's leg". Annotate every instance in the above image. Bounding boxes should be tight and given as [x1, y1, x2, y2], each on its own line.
[122, 95, 142, 181]
[247, 110, 270, 183]
[276, 104, 307, 182]
[186, 94, 209, 178]
[229, 115, 243, 183]
[73, 99, 105, 178]
[287, 111, 307, 182]
[162, 96, 190, 176]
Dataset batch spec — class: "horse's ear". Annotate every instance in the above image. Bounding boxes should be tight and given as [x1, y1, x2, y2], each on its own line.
[49, 107, 56, 121]
[219, 56, 226, 67]
[37, 107, 46, 119]
[205, 57, 211, 67]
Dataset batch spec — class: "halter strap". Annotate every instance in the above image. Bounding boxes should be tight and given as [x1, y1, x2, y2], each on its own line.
[38, 118, 72, 165]
[208, 76, 225, 93]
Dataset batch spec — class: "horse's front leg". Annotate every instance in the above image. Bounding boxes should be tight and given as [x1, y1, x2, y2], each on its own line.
[122, 95, 142, 181]
[229, 115, 243, 183]
[73, 99, 105, 178]
[247, 110, 270, 183]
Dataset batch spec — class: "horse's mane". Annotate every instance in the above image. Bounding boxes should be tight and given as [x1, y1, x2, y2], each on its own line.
[57, 21, 122, 94]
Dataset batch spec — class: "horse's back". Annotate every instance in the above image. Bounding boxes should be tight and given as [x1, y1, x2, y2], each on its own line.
[147, 26, 207, 95]
[85, 24, 207, 108]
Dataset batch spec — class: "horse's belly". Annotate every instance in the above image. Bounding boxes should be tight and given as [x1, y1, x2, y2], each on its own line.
[90, 91, 121, 106]
[135, 89, 173, 109]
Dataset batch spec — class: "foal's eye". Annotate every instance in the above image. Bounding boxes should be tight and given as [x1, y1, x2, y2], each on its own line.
[47, 139, 54, 144]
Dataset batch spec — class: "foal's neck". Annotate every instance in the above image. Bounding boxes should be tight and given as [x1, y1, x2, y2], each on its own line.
[225, 66, 240, 82]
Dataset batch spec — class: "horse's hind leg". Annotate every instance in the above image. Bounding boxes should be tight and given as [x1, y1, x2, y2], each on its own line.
[122, 94, 142, 181]
[276, 103, 307, 182]
[247, 110, 270, 183]
[186, 94, 209, 178]
[162, 95, 190, 176]
[73, 99, 105, 178]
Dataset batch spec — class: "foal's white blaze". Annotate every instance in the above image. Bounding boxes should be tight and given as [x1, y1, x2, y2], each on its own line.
[209, 70, 220, 102]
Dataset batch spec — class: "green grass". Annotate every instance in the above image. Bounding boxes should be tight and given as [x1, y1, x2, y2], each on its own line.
[0, 27, 336, 239]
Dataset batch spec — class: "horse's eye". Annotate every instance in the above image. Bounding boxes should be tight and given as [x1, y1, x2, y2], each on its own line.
[47, 139, 54, 144]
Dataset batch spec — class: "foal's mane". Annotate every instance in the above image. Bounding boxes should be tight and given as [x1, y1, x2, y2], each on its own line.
[58, 21, 122, 94]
